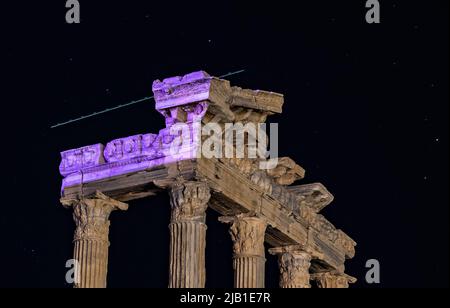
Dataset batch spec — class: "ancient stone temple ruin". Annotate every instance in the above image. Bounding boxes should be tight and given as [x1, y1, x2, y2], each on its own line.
[58, 71, 357, 288]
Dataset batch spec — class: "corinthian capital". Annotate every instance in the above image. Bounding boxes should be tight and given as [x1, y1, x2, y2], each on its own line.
[169, 181, 211, 223]
[220, 214, 267, 257]
[61, 191, 128, 242]
[312, 271, 357, 288]
[269, 246, 312, 288]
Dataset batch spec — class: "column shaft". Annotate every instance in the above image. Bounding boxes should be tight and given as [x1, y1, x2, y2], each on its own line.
[169, 221, 207, 288]
[233, 256, 266, 288]
[61, 191, 128, 289]
[168, 182, 210, 288]
[73, 239, 109, 288]
[221, 214, 267, 289]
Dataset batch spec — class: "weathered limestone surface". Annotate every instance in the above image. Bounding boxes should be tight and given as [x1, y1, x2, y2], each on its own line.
[169, 181, 210, 288]
[287, 183, 334, 213]
[61, 191, 128, 288]
[198, 157, 354, 273]
[269, 246, 312, 288]
[58, 71, 357, 288]
[312, 272, 357, 289]
[220, 215, 267, 288]
[59, 71, 284, 190]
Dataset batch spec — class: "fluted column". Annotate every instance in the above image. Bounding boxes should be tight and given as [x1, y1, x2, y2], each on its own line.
[61, 191, 128, 288]
[168, 181, 211, 288]
[220, 214, 267, 288]
[269, 246, 311, 288]
[312, 271, 357, 288]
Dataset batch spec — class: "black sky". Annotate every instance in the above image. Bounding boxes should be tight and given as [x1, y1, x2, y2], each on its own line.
[1, 0, 448, 288]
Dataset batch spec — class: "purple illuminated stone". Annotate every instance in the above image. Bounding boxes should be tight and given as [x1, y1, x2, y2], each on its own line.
[104, 134, 142, 163]
[60, 71, 213, 193]
[152, 71, 212, 111]
[59, 144, 105, 177]
[104, 133, 161, 163]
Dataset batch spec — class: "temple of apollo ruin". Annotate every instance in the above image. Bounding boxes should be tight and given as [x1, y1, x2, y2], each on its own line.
[58, 71, 357, 288]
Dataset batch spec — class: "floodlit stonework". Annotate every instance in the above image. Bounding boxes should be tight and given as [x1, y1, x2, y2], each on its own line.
[59, 71, 356, 288]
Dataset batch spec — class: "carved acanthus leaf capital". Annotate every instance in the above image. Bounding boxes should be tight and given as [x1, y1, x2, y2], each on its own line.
[219, 214, 267, 257]
[169, 181, 211, 223]
[269, 246, 312, 288]
[312, 271, 357, 288]
[61, 191, 128, 242]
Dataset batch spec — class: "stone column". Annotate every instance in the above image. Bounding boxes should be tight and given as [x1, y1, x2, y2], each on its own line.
[220, 214, 267, 288]
[269, 246, 312, 288]
[61, 191, 128, 288]
[312, 271, 357, 288]
[168, 181, 211, 288]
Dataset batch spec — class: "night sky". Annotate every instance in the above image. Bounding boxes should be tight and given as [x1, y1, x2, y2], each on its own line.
[2, 1, 448, 288]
